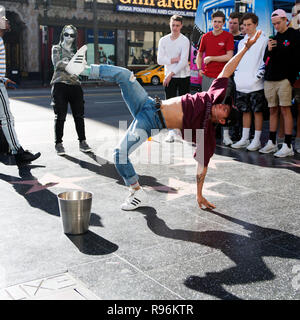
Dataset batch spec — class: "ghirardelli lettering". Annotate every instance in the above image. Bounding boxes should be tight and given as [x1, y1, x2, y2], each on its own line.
[119, 0, 198, 11]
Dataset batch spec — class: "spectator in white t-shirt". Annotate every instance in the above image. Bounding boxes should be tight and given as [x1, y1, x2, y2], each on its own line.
[157, 15, 190, 143]
[232, 13, 268, 151]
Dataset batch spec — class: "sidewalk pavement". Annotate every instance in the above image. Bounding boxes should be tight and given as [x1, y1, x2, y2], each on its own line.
[0, 91, 300, 300]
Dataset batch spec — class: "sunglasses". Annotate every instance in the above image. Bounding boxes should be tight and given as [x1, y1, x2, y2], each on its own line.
[64, 32, 75, 38]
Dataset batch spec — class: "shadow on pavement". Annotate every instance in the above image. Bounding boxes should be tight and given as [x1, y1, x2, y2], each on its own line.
[0, 169, 102, 227]
[66, 230, 118, 255]
[215, 144, 300, 174]
[136, 206, 300, 300]
[64, 152, 177, 192]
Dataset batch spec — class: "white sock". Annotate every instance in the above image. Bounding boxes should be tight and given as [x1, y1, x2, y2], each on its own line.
[223, 128, 230, 138]
[130, 182, 140, 190]
[241, 128, 250, 141]
[253, 130, 262, 143]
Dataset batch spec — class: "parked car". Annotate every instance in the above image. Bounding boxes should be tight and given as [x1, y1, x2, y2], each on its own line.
[135, 64, 164, 85]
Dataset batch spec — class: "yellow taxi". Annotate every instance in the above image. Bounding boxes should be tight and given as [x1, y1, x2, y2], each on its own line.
[135, 64, 164, 85]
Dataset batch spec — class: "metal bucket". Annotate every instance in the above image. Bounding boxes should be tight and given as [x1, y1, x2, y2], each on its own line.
[57, 191, 93, 235]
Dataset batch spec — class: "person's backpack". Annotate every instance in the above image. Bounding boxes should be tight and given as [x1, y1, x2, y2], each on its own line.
[0, 122, 9, 154]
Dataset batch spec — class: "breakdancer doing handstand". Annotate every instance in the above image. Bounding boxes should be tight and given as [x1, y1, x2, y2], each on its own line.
[64, 31, 261, 211]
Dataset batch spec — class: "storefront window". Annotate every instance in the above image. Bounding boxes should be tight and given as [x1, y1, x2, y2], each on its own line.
[127, 31, 154, 66]
[86, 29, 115, 65]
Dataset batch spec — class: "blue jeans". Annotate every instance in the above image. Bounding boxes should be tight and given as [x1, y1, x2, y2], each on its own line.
[90, 65, 167, 186]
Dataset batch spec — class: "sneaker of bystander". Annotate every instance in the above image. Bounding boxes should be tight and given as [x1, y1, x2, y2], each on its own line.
[79, 140, 92, 153]
[274, 143, 294, 157]
[259, 140, 278, 154]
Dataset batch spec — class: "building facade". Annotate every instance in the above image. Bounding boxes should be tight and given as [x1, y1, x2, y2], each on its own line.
[1, 0, 195, 84]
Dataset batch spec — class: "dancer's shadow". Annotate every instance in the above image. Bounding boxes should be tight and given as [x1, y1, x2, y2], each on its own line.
[136, 207, 300, 300]
[63, 153, 122, 183]
[66, 230, 118, 255]
[0, 168, 103, 227]
[63, 152, 177, 193]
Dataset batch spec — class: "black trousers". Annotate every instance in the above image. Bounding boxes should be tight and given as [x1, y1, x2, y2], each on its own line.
[51, 83, 86, 144]
[165, 76, 190, 99]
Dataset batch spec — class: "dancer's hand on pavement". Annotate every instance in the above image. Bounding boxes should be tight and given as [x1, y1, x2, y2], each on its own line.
[245, 30, 262, 49]
[197, 195, 216, 210]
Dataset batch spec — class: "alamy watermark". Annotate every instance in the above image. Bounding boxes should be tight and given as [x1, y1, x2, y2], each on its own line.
[93, 121, 205, 168]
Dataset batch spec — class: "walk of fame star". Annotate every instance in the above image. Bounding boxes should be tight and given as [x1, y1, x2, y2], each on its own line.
[9, 173, 93, 194]
[146, 177, 225, 201]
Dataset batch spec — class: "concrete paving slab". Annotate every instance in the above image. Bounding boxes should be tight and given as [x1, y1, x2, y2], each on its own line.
[1, 86, 300, 301]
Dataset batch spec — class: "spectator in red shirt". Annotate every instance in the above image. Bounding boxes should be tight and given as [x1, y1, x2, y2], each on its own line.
[196, 10, 235, 146]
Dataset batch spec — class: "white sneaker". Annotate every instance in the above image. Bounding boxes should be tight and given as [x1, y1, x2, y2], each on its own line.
[65, 45, 88, 76]
[165, 131, 175, 143]
[247, 140, 261, 151]
[121, 188, 148, 211]
[259, 140, 278, 154]
[223, 136, 233, 146]
[274, 143, 294, 158]
[231, 139, 250, 149]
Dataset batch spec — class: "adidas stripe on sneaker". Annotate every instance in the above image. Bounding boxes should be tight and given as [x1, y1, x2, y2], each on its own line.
[121, 188, 148, 211]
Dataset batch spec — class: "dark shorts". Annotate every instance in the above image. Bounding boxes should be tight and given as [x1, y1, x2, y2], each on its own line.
[236, 90, 266, 113]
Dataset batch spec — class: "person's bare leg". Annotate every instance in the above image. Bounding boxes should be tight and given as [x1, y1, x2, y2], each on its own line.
[254, 112, 263, 131]
[278, 112, 284, 143]
[269, 106, 279, 133]
[280, 106, 293, 134]
[243, 112, 251, 129]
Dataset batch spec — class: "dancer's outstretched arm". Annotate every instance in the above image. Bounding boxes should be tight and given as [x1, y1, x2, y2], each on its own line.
[218, 30, 262, 79]
[196, 164, 215, 210]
